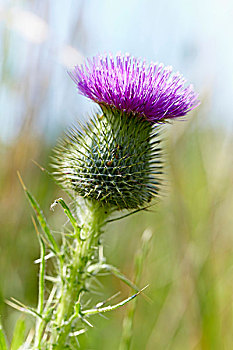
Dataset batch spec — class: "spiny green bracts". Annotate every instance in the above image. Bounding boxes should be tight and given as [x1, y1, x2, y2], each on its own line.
[52, 106, 162, 210]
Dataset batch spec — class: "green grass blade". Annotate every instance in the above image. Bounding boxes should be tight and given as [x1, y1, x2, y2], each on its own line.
[17, 172, 59, 254]
[10, 318, 26, 350]
[0, 319, 8, 350]
[119, 228, 152, 350]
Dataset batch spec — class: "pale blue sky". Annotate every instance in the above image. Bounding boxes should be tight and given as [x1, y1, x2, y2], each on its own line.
[82, 0, 233, 122]
[0, 0, 233, 142]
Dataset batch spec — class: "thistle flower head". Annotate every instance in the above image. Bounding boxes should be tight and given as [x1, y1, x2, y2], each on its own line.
[70, 53, 199, 122]
[53, 53, 200, 210]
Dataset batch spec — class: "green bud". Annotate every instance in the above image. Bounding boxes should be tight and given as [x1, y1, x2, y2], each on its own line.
[52, 107, 162, 210]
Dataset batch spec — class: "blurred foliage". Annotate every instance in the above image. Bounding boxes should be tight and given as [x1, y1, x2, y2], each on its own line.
[1, 2, 233, 348]
[1, 113, 233, 349]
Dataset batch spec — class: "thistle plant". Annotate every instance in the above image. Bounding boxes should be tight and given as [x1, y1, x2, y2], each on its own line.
[1, 53, 199, 350]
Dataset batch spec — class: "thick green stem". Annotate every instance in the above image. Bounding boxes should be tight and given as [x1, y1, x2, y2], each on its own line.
[49, 201, 109, 349]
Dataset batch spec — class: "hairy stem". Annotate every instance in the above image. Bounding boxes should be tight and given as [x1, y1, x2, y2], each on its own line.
[49, 201, 109, 349]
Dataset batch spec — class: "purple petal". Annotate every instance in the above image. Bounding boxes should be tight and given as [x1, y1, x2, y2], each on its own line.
[70, 53, 200, 122]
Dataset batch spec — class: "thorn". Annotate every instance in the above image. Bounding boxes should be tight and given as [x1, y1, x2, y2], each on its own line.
[34, 252, 54, 264]
[80, 317, 93, 328]
[69, 329, 86, 337]
[5, 299, 24, 312]
[10, 297, 26, 307]
[95, 291, 121, 309]
[31, 216, 40, 238]
[44, 275, 59, 283]
[17, 171, 26, 191]
[136, 284, 149, 295]
[31, 159, 45, 172]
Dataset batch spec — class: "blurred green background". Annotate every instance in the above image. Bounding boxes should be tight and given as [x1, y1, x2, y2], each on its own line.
[1, 0, 233, 349]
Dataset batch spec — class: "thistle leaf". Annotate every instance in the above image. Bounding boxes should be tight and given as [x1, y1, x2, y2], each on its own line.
[81, 285, 149, 316]
[17, 172, 59, 254]
[5, 299, 43, 319]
